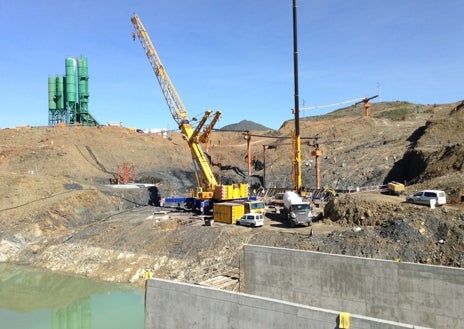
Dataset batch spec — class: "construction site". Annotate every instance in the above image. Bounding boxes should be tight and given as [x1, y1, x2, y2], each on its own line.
[1, 9, 464, 329]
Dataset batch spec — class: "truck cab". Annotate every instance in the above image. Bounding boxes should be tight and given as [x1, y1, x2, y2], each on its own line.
[282, 202, 312, 227]
[244, 201, 266, 214]
[280, 191, 312, 227]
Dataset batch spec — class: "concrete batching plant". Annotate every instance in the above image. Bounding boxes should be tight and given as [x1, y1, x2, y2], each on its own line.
[48, 56, 99, 126]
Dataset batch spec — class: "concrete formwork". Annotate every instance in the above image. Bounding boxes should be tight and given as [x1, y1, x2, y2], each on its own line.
[243, 245, 464, 329]
[145, 278, 430, 329]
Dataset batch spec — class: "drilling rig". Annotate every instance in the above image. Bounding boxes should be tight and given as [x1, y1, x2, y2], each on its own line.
[131, 13, 249, 212]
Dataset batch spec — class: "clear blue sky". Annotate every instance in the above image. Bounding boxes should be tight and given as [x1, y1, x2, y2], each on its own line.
[1, 1, 463, 130]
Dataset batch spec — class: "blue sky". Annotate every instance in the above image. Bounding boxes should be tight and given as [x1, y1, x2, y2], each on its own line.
[0, 1, 463, 130]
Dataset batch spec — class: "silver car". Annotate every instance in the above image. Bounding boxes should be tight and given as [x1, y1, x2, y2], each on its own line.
[406, 190, 446, 206]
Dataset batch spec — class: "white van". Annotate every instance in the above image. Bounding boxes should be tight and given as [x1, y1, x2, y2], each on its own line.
[236, 213, 264, 227]
[406, 190, 446, 206]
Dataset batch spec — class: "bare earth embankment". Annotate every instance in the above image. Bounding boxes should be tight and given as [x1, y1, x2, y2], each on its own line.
[0, 101, 463, 286]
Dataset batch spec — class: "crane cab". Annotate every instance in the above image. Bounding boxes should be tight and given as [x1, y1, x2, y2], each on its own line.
[243, 200, 266, 214]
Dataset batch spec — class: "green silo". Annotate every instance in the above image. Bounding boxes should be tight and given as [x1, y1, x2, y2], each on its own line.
[65, 57, 77, 103]
[49, 56, 98, 126]
[56, 76, 65, 111]
[48, 76, 57, 111]
[77, 56, 89, 107]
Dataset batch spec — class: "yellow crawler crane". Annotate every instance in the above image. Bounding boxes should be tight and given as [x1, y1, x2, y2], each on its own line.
[131, 13, 248, 204]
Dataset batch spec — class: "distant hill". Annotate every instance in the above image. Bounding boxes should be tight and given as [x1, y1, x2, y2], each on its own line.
[219, 120, 272, 131]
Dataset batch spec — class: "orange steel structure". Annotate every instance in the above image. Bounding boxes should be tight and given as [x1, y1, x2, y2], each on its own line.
[117, 163, 135, 184]
[355, 95, 379, 117]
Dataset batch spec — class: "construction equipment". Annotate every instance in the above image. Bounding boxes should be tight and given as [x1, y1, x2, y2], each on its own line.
[117, 163, 135, 184]
[199, 111, 221, 152]
[242, 131, 284, 176]
[355, 95, 379, 117]
[307, 138, 342, 191]
[281, 191, 312, 227]
[309, 139, 323, 189]
[262, 143, 290, 189]
[291, 0, 303, 196]
[244, 132, 318, 191]
[310, 186, 337, 203]
[213, 200, 265, 224]
[131, 13, 248, 206]
[386, 181, 405, 196]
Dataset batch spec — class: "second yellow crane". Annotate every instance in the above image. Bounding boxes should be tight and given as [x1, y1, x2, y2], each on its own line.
[131, 13, 249, 204]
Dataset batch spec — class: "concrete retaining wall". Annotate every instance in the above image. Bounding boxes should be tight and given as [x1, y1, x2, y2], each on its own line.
[243, 245, 464, 329]
[145, 278, 429, 329]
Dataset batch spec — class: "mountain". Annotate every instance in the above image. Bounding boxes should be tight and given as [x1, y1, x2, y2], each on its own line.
[219, 120, 272, 131]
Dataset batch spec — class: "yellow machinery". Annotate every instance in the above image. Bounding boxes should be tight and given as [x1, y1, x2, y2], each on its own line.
[310, 139, 323, 189]
[131, 14, 248, 201]
[291, 132, 303, 194]
[387, 181, 405, 195]
[212, 200, 265, 224]
[213, 203, 245, 224]
[199, 111, 221, 145]
[243, 200, 266, 214]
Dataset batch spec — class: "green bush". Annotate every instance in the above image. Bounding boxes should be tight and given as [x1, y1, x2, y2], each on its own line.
[375, 108, 409, 121]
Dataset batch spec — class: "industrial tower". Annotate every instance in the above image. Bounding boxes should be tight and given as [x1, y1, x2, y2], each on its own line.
[48, 56, 99, 126]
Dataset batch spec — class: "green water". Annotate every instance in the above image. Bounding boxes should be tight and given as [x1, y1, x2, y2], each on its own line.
[0, 264, 144, 329]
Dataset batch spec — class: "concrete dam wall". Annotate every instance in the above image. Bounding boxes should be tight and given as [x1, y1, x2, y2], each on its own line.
[145, 278, 428, 329]
[243, 245, 464, 328]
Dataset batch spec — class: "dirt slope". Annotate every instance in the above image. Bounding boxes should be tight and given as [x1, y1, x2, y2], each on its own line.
[0, 100, 463, 286]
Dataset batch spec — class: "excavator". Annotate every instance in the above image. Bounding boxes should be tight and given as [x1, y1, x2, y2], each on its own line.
[131, 13, 249, 211]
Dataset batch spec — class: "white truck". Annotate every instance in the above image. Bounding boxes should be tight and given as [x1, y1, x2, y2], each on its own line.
[281, 191, 312, 227]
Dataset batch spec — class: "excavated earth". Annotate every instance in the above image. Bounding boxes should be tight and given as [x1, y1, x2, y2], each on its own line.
[0, 100, 464, 287]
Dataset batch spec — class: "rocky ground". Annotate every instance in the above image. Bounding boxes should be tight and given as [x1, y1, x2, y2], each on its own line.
[0, 100, 463, 287]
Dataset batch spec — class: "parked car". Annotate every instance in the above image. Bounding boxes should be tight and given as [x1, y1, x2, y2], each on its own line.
[406, 190, 446, 206]
[236, 213, 264, 227]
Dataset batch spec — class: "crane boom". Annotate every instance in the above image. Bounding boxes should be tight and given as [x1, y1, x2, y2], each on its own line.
[131, 13, 250, 203]
[131, 14, 188, 126]
[199, 111, 222, 144]
[131, 13, 219, 197]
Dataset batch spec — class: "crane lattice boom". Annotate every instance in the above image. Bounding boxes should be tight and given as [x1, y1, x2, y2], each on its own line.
[131, 13, 221, 195]
[131, 14, 189, 126]
[129, 13, 257, 203]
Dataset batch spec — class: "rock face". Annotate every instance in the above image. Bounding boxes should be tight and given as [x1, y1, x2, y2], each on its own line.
[0, 100, 463, 285]
[321, 193, 464, 266]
